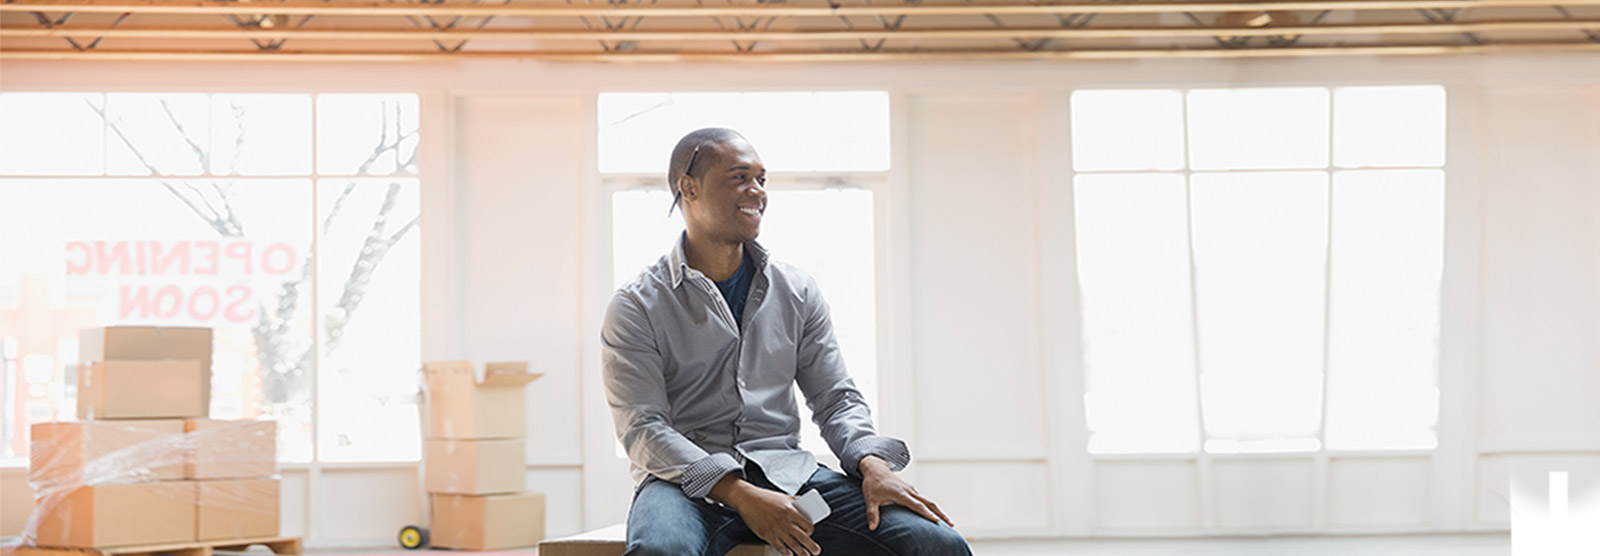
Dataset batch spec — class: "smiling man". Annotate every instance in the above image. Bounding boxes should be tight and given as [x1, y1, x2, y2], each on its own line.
[602, 127, 972, 556]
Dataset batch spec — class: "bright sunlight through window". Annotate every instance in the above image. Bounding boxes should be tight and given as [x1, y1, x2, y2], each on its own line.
[1071, 86, 1446, 455]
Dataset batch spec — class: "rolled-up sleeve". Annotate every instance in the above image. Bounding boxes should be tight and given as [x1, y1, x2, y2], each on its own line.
[791, 275, 913, 479]
[602, 291, 737, 499]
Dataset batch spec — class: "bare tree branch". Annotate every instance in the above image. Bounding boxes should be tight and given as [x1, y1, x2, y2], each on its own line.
[158, 97, 210, 171]
[323, 182, 360, 231]
[88, 99, 161, 175]
[323, 182, 417, 352]
[353, 99, 419, 175]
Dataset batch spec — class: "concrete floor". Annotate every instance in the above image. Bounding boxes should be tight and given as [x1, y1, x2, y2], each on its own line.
[967, 533, 1509, 556]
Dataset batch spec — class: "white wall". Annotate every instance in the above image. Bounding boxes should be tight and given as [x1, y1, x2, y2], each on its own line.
[1, 53, 1598, 546]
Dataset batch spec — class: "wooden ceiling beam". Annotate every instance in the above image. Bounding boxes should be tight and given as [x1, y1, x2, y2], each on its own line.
[7, 19, 1600, 41]
[3, 42, 1600, 61]
[6, 0, 1600, 19]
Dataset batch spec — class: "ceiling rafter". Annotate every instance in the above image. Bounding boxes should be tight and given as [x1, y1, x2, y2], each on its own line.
[10, 0, 1600, 18]
[4, 0, 1600, 61]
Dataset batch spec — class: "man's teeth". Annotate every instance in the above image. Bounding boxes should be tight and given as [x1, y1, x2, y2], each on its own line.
[740, 207, 762, 216]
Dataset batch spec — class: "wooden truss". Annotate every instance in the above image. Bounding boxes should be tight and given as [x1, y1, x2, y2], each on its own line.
[2, 0, 1599, 61]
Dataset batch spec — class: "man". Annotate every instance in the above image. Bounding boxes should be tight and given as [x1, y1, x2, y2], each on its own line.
[602, 128, 972, 556]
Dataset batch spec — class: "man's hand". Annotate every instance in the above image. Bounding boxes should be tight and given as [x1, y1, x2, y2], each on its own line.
[711, 475, 822, 556]
[859, 455, 954, 531]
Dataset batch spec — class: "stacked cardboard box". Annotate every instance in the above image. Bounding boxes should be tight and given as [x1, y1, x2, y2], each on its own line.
[25, 326, 279, 549]
[423, 361, 545, 551]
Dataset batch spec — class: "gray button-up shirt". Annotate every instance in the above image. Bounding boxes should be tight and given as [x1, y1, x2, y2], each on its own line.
[602, 234, 910, 500]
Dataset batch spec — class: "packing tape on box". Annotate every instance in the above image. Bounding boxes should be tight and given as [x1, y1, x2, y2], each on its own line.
[17, 420, 279, 548]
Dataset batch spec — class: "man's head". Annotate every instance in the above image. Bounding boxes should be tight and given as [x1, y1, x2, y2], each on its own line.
[668, 127, 768, 244]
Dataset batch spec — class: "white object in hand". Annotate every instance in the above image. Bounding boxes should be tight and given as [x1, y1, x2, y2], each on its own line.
[794, 489, 831, 524]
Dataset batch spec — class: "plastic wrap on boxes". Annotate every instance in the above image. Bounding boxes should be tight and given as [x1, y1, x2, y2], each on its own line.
[17, 420, 280, 549]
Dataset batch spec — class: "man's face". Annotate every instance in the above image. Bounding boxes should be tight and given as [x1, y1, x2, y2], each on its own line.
[683, 139, 767, 244]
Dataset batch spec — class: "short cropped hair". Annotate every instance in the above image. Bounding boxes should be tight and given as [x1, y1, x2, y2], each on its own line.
[667, 127, 747, 196]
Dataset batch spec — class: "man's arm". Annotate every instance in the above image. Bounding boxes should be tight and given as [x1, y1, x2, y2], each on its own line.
[791, 274, 912, 478]
[792, 275, 953, 529]
[601, 291, 739, 499]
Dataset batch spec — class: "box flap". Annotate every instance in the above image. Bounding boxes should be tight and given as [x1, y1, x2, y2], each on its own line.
[480, 362, 541, 388]
[423, 360, 475, 376]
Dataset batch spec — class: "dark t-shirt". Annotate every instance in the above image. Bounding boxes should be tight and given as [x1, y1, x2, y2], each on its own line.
[714, 249, 755, 328]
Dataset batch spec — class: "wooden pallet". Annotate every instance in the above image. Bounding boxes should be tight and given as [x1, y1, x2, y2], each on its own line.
[3, 537, 301, 556]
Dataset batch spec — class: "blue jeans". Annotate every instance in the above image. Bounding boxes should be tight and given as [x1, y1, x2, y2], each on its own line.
[625, 466, 972, 556]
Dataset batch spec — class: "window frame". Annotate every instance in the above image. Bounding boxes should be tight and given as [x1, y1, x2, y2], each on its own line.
[1069, 85, 1449, 458]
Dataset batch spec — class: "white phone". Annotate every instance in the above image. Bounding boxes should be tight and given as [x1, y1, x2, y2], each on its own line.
[794, 489, 831, 524]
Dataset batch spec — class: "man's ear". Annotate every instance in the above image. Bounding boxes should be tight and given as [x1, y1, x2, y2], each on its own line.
[676, 175, 696, 201]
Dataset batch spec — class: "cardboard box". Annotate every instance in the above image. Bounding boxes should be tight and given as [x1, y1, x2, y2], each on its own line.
[78, 360, 206, 420]
[184, 419, 277, 479]
[538, 524, 770, 556]
[430, 492, 545, 550]
[30, 420, 186, 487]
[423, 361, 542, 439]
[424, 439, 524, 495]
[80, 326, 213, 409]
[31, 481, 196, 548]
[196, 478, 280, 541]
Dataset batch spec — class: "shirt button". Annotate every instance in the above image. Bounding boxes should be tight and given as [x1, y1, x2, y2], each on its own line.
[738, 379, 747, 388]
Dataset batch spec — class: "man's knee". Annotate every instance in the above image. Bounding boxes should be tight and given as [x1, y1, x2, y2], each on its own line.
[915, 525, 971, 556]
[872, 507, 972, 556]
[625, 536, 703, 556]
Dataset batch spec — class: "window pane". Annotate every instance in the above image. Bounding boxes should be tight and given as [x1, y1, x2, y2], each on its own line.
[757, 189, 877, 460]
[0, 93, 105, 176]
[317, 94, 420, 176]
[598, 91, 890, 174]
[1325, 170, 1444, 450]
[209, 94, 312, 176]
[1187, 88, 1330, 171]
[316, 178, 422, 462]
[1073, 173, 1199, 454]
[807, 92, 891, 172]
[1189, 171, 1328, 450]
[611, 189, 684, 290]
[1333, 86, 1446, 169]
[0, 179, 315, 462]
[106, 93, 211, 176]
[1070, 90, 1186, 172]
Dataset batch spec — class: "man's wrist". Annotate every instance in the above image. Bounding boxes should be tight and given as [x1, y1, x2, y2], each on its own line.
[859, 455, 894, 478]
[708, 474, 757, 508]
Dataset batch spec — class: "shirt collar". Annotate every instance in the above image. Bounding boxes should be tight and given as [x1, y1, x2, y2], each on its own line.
[668, 231, 770, 289]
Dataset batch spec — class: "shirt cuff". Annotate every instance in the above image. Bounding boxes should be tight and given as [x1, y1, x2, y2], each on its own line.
[841, 436, 911, 478]
[681, 452, 742, 500]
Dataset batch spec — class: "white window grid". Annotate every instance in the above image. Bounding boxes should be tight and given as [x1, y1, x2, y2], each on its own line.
[1070, 86, 1448, 458]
